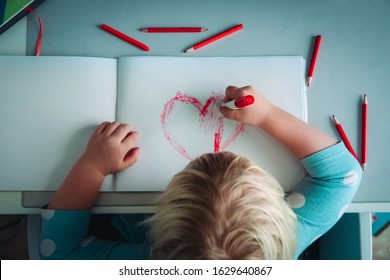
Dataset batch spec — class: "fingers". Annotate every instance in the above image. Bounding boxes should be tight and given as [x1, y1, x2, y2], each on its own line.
[219, 105, 239, 120]
[124, 147, 141, 168]
[97, 122, 137, 141]
[111, 123, 132, 140]
[122, 130, 140, 150]
[103, 121, 140, 157]
[103, 121, 122, 136]
[225, 85, 256, 101]
[224, 85, 241, 102]
[95, 121, 140, 151]
[221, 85, 254, 120]
[95, 121, 111, 134]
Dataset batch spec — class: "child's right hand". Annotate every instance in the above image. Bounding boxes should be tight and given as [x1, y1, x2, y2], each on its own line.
[220, 85, 274, 128]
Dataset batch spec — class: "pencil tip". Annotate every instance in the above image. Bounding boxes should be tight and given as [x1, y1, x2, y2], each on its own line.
[307, 77, 312, 87]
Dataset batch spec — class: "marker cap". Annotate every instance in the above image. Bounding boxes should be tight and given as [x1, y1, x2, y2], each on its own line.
[234, 95, 255, 108]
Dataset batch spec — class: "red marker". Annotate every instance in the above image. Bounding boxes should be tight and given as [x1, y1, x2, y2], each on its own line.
[307, 35, 322, 87]
[222, 95, 255, 110]
[101, 24, 150, 51]
[184, 24, 243, 53]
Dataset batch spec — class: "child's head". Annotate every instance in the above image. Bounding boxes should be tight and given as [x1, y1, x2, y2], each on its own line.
[148, 151, 297, 259]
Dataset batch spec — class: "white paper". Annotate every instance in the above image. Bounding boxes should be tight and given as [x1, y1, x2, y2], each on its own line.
[0, 56, 307, 193]
[116, 56, 307, 192]
[0, 56, 117, 191]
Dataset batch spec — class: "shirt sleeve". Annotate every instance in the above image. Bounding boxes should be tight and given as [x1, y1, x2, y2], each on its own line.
[40, 208, 150, 260]
[288, 142, 362, 259]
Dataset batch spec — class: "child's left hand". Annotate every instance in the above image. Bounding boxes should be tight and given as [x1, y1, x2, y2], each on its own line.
[80, 121, 140, 176]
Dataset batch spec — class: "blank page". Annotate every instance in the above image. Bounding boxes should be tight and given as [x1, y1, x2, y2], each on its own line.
[0, 56, 117, 191]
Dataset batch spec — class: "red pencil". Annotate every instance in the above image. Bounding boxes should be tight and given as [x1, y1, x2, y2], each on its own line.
[184, 24, 243, 53]
[332, 115, 359, 161]
[140, 27, 208, 33]
[101, 24, 150, 51]
[307, 35, 322, 87]
[362, 95, 368, 170]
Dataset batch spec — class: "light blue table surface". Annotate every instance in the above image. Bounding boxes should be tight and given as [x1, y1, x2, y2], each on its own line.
[2, 0, 390, 207]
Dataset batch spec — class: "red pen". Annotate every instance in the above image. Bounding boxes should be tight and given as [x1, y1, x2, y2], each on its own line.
[184, 24, 243, 53]
[140, 27, 208, 33]
[332, 115, 359, 161]
[307, 35, 322, 87]
[101, 24, 150, 51]
[222, 95, 255, 110]
[362, 94, 368, 170]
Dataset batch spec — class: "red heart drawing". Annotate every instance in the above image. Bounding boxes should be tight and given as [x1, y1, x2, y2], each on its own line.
[161, 91, 246, 160]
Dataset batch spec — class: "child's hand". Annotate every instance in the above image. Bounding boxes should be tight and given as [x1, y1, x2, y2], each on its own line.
[80, 122, 140, 176]
[220, 85, 274, 128]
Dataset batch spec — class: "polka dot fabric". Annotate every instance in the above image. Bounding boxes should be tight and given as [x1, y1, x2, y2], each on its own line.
[39, 208, 150, 260]
[290, 142, 362, 259]
[287, 193, 306, 208]
[40, 238, 56, 257]
[40, 208, 91, 259]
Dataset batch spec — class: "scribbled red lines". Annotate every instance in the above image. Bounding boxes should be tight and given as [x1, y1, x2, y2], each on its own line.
[161, 91, 246, 159]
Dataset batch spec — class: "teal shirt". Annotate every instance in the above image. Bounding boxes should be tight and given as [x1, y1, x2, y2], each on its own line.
[40, 142, 362, 259]
[291, 142, 362, 258]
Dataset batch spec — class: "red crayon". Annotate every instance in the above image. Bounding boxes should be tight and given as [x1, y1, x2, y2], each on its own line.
[332, 115, 359, 161]
[307, 35, 322, 87]
[184, 24, 243, 53]
[362, 94, 368, 170]
[101, 24, 150, 51]
[141, 27, 208, 33]
[222, 95, 255, 110]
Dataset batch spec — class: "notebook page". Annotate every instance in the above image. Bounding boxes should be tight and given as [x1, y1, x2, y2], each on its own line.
[116, 56, 306, 192]
[0, 56, 117, 191]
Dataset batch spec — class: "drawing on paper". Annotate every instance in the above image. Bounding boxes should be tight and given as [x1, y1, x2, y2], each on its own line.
[161, 91, 246, 160]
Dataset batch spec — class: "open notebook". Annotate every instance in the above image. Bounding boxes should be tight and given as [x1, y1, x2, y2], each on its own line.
[0, 56, 307, 192]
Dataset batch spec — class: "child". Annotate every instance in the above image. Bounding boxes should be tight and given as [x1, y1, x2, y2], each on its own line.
[40, 86, 362, 259]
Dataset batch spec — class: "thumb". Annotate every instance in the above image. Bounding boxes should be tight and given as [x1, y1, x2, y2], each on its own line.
[219, 106, 239, 121]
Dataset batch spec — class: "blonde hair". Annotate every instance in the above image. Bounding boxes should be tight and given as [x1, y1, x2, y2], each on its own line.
[148, 152, 297, 259]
